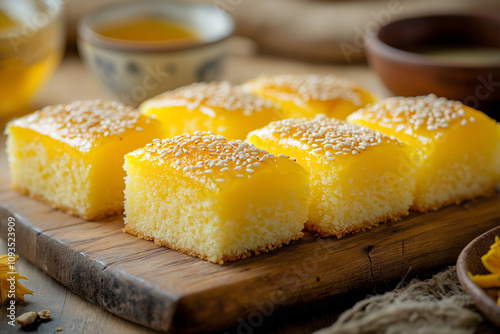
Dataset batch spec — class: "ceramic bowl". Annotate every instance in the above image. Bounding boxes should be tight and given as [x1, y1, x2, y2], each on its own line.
[365, 13, 500, 120]
[456, 225, 500, 327]
[77, 0, 234, 106]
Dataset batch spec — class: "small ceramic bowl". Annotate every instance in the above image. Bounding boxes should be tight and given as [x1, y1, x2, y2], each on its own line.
[365, 13, 500, 120]
[78, 0, 234, 106]
[457, 225, 500, 327]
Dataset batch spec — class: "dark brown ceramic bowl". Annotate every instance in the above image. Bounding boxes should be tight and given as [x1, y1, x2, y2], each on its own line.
[365, 13, 500, 120]
[456, 225, 500, 327]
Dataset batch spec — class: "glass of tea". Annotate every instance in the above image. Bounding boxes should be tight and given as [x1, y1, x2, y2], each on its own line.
[0, 0, 64, 117]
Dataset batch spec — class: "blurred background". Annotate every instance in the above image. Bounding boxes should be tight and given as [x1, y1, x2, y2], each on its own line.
[1, 0, 500, 118]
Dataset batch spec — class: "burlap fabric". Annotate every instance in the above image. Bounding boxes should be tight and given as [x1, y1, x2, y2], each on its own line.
[315, 266, 498, 334]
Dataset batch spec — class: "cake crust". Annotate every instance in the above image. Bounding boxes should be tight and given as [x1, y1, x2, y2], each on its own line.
[13, 185, 122, 221]
[411, 187, 497, 212]
[305, 210, 409, 239]
[123, 224, 303, 265]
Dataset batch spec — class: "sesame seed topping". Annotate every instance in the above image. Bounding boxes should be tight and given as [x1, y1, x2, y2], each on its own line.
[349, 94, 472, 135]
[245, 74, 364, 106]
[145, 81, 278, 116]
[249, 114, 395, 159]
[11, 100, 146, 152]
[133, 132, 285, 186]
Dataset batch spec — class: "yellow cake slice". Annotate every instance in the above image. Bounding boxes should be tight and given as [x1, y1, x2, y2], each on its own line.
[347, 94, 500, 212]
[242, 74, 377, 120]
[247, 115, 415, 238]
[123, 132, 310, 264]
[6, 100, 162, 220]
[139, 81, 284, 140]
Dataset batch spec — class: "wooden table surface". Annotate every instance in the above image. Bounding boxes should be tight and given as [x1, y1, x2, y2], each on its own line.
[0, 38, 396, 334]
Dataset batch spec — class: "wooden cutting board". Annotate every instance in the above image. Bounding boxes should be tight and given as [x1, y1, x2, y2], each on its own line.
[1, 161, 500, 334]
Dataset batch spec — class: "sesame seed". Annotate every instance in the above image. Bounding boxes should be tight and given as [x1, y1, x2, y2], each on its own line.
[138, 132, 278, 183]
[236, 174, 244, 177]
[395, 124, 405, 132]
[249, 74, 363, 105]
[349, 94, 469, 133]
[215, 178, 225, 182]
[148, 81, 278, 116]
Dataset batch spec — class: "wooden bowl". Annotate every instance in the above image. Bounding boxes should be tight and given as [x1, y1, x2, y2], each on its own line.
[365, 13, 500, 120]
[456, 225, 500, 327]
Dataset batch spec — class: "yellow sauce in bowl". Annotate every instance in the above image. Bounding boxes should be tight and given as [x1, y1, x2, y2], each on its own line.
[95, 18, 199, 44]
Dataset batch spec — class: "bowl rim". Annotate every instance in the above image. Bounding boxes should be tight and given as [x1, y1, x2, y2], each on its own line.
[0, 0, 64, 39]
[77, 0, 234, 53]
[456, 225, 500, 327]
[366, 12, 500, 70]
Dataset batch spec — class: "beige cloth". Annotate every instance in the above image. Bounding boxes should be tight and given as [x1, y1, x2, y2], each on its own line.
[315, 266, 497, 334]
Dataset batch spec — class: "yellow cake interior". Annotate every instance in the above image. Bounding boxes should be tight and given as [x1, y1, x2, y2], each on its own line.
[140, 81, 284, 140]
[243, 74, 377, 120]
[347, 94, 500, 211]
[6, 100, 162, 220]
[124, 133, 310, 263]
[248, 115, 415, 238]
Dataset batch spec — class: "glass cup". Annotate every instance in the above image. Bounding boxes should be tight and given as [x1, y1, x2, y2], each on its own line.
[0, 0, 64, 117]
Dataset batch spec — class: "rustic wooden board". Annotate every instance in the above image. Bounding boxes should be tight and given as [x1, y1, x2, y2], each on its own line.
[1, 162, 500, 333]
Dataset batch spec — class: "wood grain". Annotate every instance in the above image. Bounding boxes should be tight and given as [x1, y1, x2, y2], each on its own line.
[1, 160, 500, 333]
